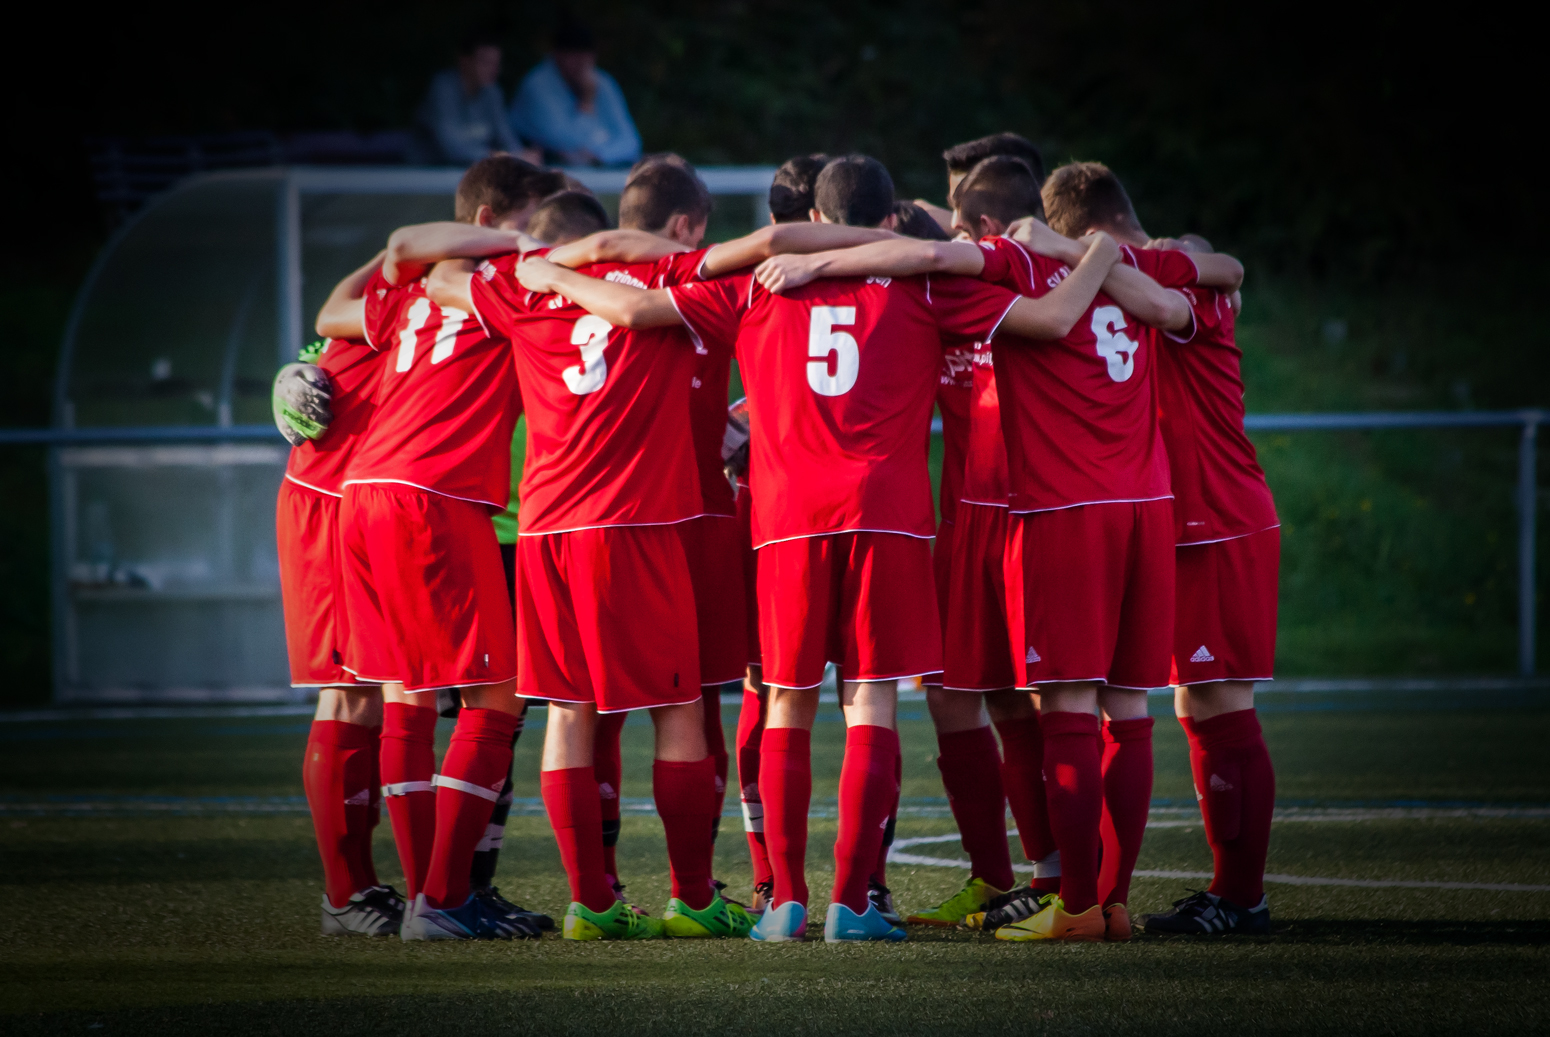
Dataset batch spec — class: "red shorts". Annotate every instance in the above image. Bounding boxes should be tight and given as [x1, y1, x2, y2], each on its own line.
[276, 480, 356, 686]
[757, 531, 941, 690]
[1172, 527, 1280, 685]
[923, 516, 954, 687]
[516, 524, 700, 712]
[339, 483, 515, 693]
[943, 503, 1017, 692]
[737, 483, 761, 669]
[677, 515, 748, 686]
[1007, 499, 1175, 690]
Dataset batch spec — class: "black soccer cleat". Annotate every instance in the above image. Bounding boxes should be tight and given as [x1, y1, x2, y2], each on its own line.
[320, 884, 406, 937]
[472, 885, 553, 933]
[867, 881, 902, 926]
[976, 886, 1052, 931]
[1141, 890, 1270, 936]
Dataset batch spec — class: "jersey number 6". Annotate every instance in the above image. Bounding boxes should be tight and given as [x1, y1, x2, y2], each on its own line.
[807, 306, 859, 397]
[565, 315, 611, 394]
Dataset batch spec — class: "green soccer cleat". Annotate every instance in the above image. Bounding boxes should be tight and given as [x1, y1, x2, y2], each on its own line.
[904, 877, 1008, 928]
[562, 899, 666, 941]
[662, 894, 755, 938]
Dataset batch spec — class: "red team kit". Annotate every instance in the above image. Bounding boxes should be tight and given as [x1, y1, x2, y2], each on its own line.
[274, 140, 1280, 946]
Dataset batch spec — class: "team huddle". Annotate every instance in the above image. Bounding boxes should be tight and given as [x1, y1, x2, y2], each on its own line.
[274, 132, 1280, 945]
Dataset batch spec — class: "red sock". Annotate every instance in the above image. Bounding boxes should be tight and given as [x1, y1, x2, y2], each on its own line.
[302, 720, 380, 906]
[541, 766, 617, 912]
[832, 725, 901, 914]
[996, 714, 1060, 894]
[1098, 717, 1154, 907]
[379, 703, 437, 899]
[736, 689, 773, 888]
[1193, 709, 1276, 907]
[594, 711, 627, 879]
[872, 745, 902, 886]
[701, 685, 730, 840]
[1041, 711, 1103, 913]
[760, 727, 811, 907]
[359, 728, 382, 888]
[936, 726, 1015, 891]
[654, 756, 718, 909]
[421, 708, 520, 909]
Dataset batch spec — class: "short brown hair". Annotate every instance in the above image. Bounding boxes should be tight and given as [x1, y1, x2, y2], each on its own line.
[454, 156, 564, 223]
[814, 155, 895, 227]
[619, 161, 712, 232]
[953, 155, 1043, 229]
[527, 190, 610, 244]
[943, 132, 1044, 182]
[1041, 162, 1142, 238]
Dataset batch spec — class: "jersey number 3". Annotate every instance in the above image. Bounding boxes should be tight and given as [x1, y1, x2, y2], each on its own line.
[1092, 305, 1137, 383]
[807, 306, 858, 396]
[565, 315, 611, 394]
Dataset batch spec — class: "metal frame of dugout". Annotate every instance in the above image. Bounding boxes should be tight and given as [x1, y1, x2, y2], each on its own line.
[38, 165, 776, 704]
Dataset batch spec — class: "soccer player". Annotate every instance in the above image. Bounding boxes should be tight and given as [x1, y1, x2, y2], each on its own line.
[275, 254, 400, 936]
[752, 154, 1243, 941]
[510, 154, 1124, 943]
[767, 153, 830, 224]
[1038, 164, 1277, 935]
[912, 132, 1045, 234]
[339, 155, 552, 941]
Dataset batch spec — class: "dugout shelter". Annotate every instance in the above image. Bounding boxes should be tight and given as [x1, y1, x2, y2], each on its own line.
[49, 165, 776, 703]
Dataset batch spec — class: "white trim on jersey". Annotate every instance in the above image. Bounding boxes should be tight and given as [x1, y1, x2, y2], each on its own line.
[1175, 521, 1282, 548]
[958, 497, 1011, 508]
[515, 511, 714, 537]
[1007, 493, 1174, 515]
[979, 296, 1022, 346]
[1173, 675, 1275, 687]
[752, 526, 936, 551]
[283, 473, 344, 498]
[338, 477, 505, 510]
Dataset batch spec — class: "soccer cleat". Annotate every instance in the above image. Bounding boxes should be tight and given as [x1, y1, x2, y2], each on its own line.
[994, 896, 1106, 942]
[607, 876, 650, 916]
[1141, 890, 1271, 936]
[1103, 903, 1133, 942]
[562, 899, 666, 941]
[663, 894, 755, 938]
[750, 878, 774, 917]
[972, 886, 1049, 932]
[867, 880, 903, 926]
[904, 877, 1007, 928]
[401, 891, 533, 941]
[320, 885, 404, 937]
[749, 900, 808, 942]
[824, 902, 908, 943]
[472, 886, 552, 934]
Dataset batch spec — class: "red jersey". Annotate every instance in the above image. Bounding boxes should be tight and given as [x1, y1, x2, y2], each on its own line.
[669, 272, 1017, 548]
[284, 338, 384, 496]
[936, 345, 973, 525]
[988, 238, 1198, 513]
[1156, 285, 1278, 544]
[469, 249, 713, 535]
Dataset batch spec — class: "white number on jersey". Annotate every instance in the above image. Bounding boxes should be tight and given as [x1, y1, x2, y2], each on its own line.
[430, 308, 468, 364]
[564, 314, 612, 394]
[1091, 305, 1137, 382]
[395, 297, 433, 372]
[807, 306, 859, 397]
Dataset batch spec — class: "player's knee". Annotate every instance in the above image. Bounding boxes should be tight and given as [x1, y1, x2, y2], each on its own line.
[984, 687, 1035, 725]
[926, 686, 990, 732]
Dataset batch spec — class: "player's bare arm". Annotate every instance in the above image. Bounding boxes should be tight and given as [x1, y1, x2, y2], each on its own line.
[998, 232, 1122, 340]
[383, 222, 536, 285]
[544, 229, 690, 269]
[1007, 219, 1193, 332]
[314, 251, 385, 340]
[513, 257, 684, 329]
[754, 238, 987, 295]
[425, 258, 478, 313]
[1146, 234, 1246, 293]
[698, 222, 898, 278]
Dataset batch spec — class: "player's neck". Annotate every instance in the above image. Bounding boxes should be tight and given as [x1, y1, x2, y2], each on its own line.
[1105, 224, 1149, 248]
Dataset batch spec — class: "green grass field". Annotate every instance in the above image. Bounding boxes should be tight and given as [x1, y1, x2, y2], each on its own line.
[3, 689, 1548, 1035]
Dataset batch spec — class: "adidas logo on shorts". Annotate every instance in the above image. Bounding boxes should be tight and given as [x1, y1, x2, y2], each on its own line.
[1210, 773, 1234, 792]
[1190, 645, 1215, 663]
[1026, 647, 1042, 664]
[598, 782, 618, 800]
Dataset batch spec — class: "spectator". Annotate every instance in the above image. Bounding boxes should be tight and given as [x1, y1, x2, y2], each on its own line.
[413, 28, 529, 166]
[508, 19, 641, 167]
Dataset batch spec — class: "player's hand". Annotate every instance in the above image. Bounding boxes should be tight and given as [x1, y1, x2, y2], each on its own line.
[272, 362, 333, 447]
[1008, 217, 1084, 265]
[753, 254, 822, 294]
[1229, 290, 1243, 314]
[515, 256, 562, 293]
[1079, 231, 1123, 268]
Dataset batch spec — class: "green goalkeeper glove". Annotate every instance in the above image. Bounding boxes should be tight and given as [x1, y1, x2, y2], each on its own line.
[272, 359, 334, 447]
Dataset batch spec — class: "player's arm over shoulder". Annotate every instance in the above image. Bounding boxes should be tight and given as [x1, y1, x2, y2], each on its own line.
[753, 238, 988, 294]
[513, 257, 683, 329]
[383, 222, 531, 285]
[999, 232, 1122, 340]
[700, 222, 899, 279]
[543, 229, 689, 269]
[315, 251, 384, 339]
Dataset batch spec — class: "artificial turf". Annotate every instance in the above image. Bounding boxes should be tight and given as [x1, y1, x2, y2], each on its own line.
[2, 691, 1547, 1035]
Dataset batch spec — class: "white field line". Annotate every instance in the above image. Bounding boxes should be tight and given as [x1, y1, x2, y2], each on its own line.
[889, 829, 1550, 892]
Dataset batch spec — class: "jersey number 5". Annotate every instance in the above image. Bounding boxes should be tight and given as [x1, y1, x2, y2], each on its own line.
[1091, 305, 1137, 383]
[565, 315, 611, 394]
[807, 306, 859, 396]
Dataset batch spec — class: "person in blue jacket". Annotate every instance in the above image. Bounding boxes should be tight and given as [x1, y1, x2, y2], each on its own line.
[509, 19, 642, 167]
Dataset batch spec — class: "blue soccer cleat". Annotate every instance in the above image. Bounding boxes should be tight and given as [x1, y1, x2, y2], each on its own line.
[749, 900, 808, 942]
[824, 902, 908, 943]
[401, 891, 538, 940]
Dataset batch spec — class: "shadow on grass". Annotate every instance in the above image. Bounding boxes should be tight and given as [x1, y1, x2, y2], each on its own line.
[1256, 917, 1550, 945]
